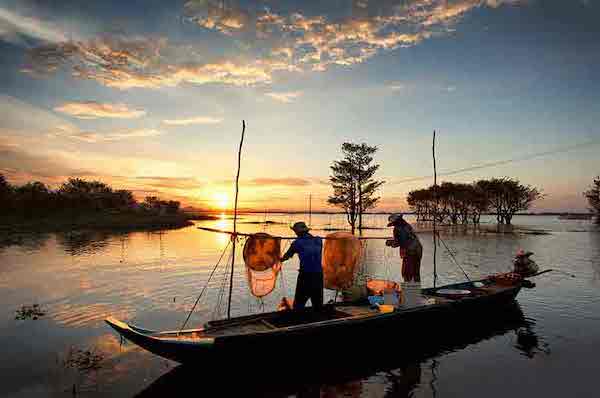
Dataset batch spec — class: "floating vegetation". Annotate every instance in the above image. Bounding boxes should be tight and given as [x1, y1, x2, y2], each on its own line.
[15, 304, 46, 320]
[63, 347, 104, 373]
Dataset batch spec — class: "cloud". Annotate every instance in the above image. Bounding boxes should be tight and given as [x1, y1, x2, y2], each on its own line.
[388, 83, 405, 91]
[0, 142, 89, 184]
[162, 116, 223, 126]
[23, 1, 528, 90]
[25, 38, 274, 90]
[52, 126, 163, 143]
[1, 95, 78, 133]
[185, 0, 249, 35]
[250, 178, 311, 187]
[265, 91, 303, 103]
[132, 176, 203, 190]
[0, 7, 68, 45]
[54, 101, 146, 119]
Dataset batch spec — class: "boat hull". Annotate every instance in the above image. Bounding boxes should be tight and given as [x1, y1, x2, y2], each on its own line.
[106, 280, 522, 364]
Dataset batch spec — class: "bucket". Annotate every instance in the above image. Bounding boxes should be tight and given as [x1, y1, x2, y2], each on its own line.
[400, 281, 422, 307]
[383, 288, 400, 306]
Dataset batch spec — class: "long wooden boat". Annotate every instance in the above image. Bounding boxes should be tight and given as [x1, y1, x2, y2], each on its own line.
[106, 277, 523, 364]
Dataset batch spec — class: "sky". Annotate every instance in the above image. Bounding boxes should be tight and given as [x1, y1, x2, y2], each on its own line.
[0, 0, 599, 212]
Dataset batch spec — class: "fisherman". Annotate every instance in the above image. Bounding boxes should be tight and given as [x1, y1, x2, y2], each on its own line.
[513, 249, 539, 277]
[280, 221, 324, 311]
[386, 213, 423, 282]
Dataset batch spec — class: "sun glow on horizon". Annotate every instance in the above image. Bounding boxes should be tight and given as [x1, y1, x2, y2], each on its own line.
[212, 192, 230, 210]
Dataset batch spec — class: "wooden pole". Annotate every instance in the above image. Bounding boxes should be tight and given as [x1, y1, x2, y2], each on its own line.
[432, 130, 438, 288]
[227, 120, 245, 320]
[308, 194, 312, 227]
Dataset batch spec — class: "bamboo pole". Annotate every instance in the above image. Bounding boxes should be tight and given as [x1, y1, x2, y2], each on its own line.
[432, 130, 438, 288]
[227, 120, 245, 320]
[308, 193, 312, 227]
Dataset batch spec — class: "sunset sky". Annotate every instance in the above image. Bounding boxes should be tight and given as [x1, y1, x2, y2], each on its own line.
[1, 0, 598, 212]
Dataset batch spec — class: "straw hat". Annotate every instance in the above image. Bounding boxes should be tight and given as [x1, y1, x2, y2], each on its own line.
[516, 249, 534, 257]
[291, 221, 310, 234]
[387, 213, 404, 227]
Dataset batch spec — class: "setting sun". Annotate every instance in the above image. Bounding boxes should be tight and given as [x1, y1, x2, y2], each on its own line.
[212, 192, 229, 210]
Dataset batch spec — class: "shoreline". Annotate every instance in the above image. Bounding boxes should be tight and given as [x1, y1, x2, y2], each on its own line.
[0, 211, 219, 234]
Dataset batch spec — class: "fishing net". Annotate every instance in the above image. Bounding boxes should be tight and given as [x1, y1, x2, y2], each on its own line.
[322, 232, 362, 290]
[243, 233, 282, 297]
[246, 263, 282, 297]
[243, 232, 281, 271]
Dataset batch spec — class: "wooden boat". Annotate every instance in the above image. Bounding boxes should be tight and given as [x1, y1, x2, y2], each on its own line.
[134, 301, 531, 397]
[106, 277, 523, 364]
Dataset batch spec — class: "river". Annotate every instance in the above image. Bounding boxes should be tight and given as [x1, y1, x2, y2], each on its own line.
[1, 214, 598, 397]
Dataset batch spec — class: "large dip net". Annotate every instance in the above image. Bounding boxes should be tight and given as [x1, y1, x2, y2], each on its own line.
[243, 233, 282, 297]
[322, 232, 362, 291]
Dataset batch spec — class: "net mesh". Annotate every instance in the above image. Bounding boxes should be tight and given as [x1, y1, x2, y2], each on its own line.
[322, 232, 362, 290]
[243, 233, 282, 297]
[246, 263, 282, 297]
[243, 232, 281, 271]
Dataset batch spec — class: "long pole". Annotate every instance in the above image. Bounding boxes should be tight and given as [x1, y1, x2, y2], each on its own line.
[227, 120, 245, 320]
[432, 130, 438, 288]
[308, 194, 312, 227]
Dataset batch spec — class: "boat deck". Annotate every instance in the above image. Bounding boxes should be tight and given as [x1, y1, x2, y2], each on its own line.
[151, 282, 517, 341]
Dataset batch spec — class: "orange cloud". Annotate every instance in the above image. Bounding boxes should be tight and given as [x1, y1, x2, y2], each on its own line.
[23, 1, 527, 90]
[51, 126, 163, 143]
[54, 101, 146, 119]
[250, 178, 312, 187]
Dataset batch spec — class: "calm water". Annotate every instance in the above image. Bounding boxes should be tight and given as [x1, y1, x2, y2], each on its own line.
[1, 214, 599, 397]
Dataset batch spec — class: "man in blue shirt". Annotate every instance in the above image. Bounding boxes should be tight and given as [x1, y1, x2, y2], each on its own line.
[281, 221, 324, 310]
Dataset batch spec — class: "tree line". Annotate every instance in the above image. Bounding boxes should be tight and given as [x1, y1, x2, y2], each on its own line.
[407, 178, 543, 225]
[326, 143, 548, 231]
[585, 176, 600, 223]
[0, 175, 180, 218]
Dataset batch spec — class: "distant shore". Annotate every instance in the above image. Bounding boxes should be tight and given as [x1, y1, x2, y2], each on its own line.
[0, 211, 220, 234]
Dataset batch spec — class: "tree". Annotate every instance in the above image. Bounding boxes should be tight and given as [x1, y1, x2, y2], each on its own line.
[328, 143, 384, 233]
[58, 178, 113, 211]
[585, 176, 600, 223]
[15, 181, 53, 216]
[0, 174, 13, 214]
[475, 178, 542, 224]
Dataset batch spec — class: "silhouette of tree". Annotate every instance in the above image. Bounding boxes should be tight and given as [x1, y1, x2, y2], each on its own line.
[585, 176, 600, 223]
[328, 143, 384, 233]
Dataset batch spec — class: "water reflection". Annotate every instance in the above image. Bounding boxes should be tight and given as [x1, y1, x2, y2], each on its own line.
[56, 231, 117, 256]
[515, 321, 550, 358]
[134, 303, 537, 398]
[0, 231, 51, 252]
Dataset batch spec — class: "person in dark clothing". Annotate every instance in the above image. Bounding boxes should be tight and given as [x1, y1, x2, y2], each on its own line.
[386, 213, 423, 282]
[280, 221, 324, 310]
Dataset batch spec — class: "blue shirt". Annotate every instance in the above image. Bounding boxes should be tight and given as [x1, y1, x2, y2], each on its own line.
[282, 234, 323, 273]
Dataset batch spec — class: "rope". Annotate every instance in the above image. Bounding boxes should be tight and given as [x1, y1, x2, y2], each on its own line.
[436, 231, 471, 282]
[178, 240, 231, 333]
[279, 239, 291, 297]
[213, 248, 233, 320]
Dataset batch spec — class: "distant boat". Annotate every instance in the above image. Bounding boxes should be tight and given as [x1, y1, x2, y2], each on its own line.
[558, 213, 593, 220]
